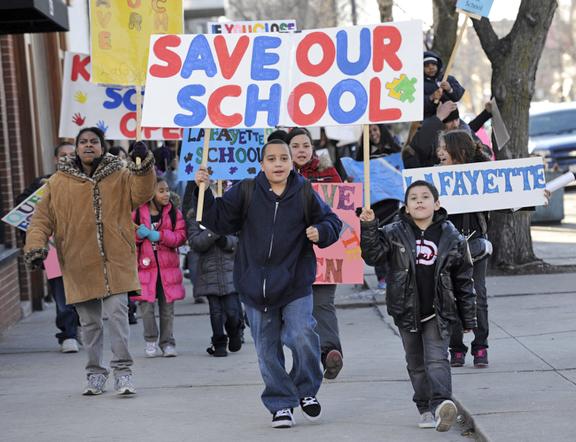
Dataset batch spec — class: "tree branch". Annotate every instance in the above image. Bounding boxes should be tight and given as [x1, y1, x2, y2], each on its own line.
[472, 17, 500, 63]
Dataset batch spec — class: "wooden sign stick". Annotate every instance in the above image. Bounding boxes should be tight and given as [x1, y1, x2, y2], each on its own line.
[135, 85, 143, 166]
[363, 124, 371, 209]
[196, 129, 211, 222]
[434, 14, 469, 104]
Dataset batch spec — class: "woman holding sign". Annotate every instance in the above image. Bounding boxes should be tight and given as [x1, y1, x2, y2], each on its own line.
[287, 127, 344, 380]
[24, 127, 156, 396]
[436, 130, 492, 368]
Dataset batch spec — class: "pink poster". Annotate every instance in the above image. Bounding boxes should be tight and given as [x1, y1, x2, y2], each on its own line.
[313, 183, 364, 284]
[44, 245, 62, 279]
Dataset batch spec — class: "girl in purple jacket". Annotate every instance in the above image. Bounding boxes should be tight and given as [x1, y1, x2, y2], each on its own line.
[131, 177, 187, 358]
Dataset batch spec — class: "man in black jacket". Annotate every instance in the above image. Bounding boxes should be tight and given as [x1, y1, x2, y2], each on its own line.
[360, 180, 476, 433]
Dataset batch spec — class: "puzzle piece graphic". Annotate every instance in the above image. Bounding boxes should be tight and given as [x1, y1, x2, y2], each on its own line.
[184, 153, 193, 163]
[229, 166, 238, 175]
[247, 167, 257, 175]
[385, 74, 417, 103]
[185, 163, 194, 175]
[207, 166, 214, 175]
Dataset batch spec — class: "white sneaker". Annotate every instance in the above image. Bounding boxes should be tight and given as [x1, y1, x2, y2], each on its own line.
[418, 411, 436, 428]
[61, 338, 79, 353]
[145, 342, 159, 358]
[435, 400, 458, 432]
[114, 375, 136, 395]
[163, 345, 178, 357]
[272, 408, 295, 428]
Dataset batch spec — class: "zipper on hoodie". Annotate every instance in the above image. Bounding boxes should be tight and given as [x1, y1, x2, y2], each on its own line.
[262, 200, 280, 312]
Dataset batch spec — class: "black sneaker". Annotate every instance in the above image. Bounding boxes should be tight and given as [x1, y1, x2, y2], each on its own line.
[450, 350, 465, 367]
[300, 396, 322, 421]
[472, 348, 489, 368]
[323, 349, 343, 379]
[272, 408, 294, 428]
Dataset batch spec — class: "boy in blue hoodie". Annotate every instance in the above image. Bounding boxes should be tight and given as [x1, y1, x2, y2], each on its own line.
[194, 139, 342, 429]
[360, 181, 476, 432]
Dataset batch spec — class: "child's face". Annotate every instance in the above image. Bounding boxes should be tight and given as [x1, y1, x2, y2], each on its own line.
[436, 143, 454, 166]
[424, 61, 438, 77]
[154, 181, 171, 207]
[261, 143, 292, 185]
[405, 186, 440, 221]
[290, 134, 313, 167]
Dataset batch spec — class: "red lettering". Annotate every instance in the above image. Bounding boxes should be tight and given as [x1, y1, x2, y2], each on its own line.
[120, 112, 136, 138]
[296, 32, 335, 77]
[325, 258, 343, 283]
[150, 35, 182, 78]
[287, 82, 326, 126]
[224, 24, 235, 33]
[71, 54, 90, 81]
[208, 85, 242, 127]
[127, 0, 141, 8]
[315, 257, 325, 282]
[162, 128, 182, 140]
[369, 78, 402, 122]
[214, 35, 249, 80]
[372, 26, 403, 72]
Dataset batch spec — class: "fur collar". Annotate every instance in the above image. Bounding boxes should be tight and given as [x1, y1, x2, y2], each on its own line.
[58, 153, 124, 183]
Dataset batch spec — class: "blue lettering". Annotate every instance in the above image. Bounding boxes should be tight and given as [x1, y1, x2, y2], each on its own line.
[123, 89, 137, 112]
[452, 171, 469, 196]
[497, 167, 515, 192]
[463, 170, 480, 195]
[181, 35, 217, 79]
[518, 166, 532, 190]
[250, 36, 281, 81]
[328, 79, 367, 124]
[103, 88, 123, 110]
[174, 85, 207, 127]
[244, 84, 281, 127]
[438, 171, 454, 197]
[336, 28, 371, 75]
[481, 169, 499, 194]
[530, 165, 546, 189]
[219, 147, 234, 163]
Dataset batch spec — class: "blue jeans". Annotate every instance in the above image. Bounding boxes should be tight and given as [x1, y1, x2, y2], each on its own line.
[48, 277, 79, 344]
[244, 294, 323, 413]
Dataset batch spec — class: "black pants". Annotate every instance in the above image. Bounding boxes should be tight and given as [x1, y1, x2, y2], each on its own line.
[450, 258, 489, 353]
[48, 277, 79, 344]
[207, 294, 242, 340]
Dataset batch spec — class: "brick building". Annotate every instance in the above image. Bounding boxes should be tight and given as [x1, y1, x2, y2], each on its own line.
[0, 1, 70, 331]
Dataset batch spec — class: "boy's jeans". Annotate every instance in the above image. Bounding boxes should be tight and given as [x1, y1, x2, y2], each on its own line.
[244, 294, 323, 413]
[399, 318, 452, 414]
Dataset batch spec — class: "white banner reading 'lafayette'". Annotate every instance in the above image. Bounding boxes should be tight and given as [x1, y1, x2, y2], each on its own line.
[402, 158, 548, 214]
[141, 21, 423, 129]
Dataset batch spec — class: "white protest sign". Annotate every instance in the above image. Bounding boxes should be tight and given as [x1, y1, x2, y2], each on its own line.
[59, 52, 182, 140]
[402, 158, 547, 214]
[141, 21, 423, 129]
[1, 185, 47, 231]
[207, 20, 297, 34]
[490, 97, 510, 151]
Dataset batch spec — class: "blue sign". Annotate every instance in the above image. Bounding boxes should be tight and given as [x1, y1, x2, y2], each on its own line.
[179, 128, 265, 181]
[341, 153, 405, 203]
[456, 0, 494, 18]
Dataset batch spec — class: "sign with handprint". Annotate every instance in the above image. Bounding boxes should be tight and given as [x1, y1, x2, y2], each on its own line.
[59, 52, 182, 140]
[89, 0, 183, 86]
[178, 128, 271, 181]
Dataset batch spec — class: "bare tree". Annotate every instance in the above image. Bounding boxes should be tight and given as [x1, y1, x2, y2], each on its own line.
[376, 0, 393, 22]
[430, 0, 459, 62]
[472, 0, 558, 270]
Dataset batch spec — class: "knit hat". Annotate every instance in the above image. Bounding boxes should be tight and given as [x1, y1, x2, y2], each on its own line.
[442, 108, 460, 123]
[423, 56, 438, 65]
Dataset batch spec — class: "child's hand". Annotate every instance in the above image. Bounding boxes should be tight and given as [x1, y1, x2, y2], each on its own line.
[430, 88, 443, 101]
[306, 226, 320, 243]
[359, 208, 375, 222]
[148, 230, 160, 242]
[195, 165, 211, 187]
[440, 81, 453, 93]
[544, 189, 551, 206]
[136, 224, 150, 239]
[463, 329, 472, 333]
[436, 101, 457, 121]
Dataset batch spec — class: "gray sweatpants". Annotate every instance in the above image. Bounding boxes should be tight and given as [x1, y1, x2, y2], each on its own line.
[139, 289, 175, 350]
[75, 293, 133, 379]
[312, 284, 342, 356]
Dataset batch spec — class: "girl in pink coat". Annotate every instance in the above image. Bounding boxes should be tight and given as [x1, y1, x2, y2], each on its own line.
[131, 177, 187, 358]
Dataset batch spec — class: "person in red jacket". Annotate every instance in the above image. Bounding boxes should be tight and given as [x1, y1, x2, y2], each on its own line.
[132, 177, 187, 358]
[286, 127, 344, 379]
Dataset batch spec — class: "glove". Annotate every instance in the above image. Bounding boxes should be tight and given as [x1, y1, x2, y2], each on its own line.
[148, 230, 160, 242]
[136, 224, 150, 239]
[131, 141, 148, 162]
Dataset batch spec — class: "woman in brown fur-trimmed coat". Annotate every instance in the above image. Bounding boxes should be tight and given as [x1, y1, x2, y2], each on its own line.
[24, 127, 155, 397]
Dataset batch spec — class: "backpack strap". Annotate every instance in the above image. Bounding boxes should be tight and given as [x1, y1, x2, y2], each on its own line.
[240, 179, 255, 222]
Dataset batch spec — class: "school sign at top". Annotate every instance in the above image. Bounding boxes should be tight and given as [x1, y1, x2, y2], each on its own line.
[141, 21, 423, 129]
[456, 0, 494, 19]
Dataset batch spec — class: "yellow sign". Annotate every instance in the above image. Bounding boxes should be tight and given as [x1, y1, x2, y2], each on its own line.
[90, 0, 183, 86]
